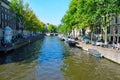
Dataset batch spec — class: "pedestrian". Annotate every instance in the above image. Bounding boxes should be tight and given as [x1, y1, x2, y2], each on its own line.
[117, 43, 120, 50]
[112, 42, 115, 49]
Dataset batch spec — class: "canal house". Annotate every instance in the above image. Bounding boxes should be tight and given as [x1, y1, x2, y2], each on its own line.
[0, 0, 21, 45]
[93, 15, 120, 43]
[70, 15, 120, 44]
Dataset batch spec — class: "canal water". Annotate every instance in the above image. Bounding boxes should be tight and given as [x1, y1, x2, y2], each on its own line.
[0, 36, 120, 80]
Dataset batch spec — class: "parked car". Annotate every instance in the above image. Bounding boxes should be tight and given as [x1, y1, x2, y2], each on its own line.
[84, 39, 90, 44]
[83, 35, 90, 44]
[95, 40, 103, 46]
[91, 41, 96, 45]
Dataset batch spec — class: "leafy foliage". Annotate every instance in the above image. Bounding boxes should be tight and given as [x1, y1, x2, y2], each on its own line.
[59, 0, 120, 34]
[47, 24, 57, 33]
[10, 0, 45, 32]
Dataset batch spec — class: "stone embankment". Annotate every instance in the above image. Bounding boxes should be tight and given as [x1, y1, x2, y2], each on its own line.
[0, 34, 44, 53]
[77, 42, 120, 64]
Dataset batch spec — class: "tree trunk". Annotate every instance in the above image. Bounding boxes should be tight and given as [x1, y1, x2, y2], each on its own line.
[89, 32, 93, 43]
[104, 28, 107, 44]
[113, 27, 115, 43]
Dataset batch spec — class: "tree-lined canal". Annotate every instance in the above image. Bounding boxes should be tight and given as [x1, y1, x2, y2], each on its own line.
[0, 36, 120, 80]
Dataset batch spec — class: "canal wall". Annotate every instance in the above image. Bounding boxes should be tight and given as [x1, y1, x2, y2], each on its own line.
[0, 35, 44, 52]
[14, 35, 44, 49]
[78, 42, 120, 64]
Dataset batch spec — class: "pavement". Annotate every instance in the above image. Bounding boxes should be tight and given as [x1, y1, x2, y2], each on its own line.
[77, 41, 120, 64]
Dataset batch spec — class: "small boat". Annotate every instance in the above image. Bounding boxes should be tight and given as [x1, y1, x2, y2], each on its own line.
[60, 36, 67, 41]
[60, 38, 65, 41]
[46, 33, 51, 36]
[67, 40, 76, 47]
[88, 49, 103, 58]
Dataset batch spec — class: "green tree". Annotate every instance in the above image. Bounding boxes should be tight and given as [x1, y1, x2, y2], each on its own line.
[60, 0, 120, 43]
[10, 0, 45, 32]
[10, 0, 24, 27]
[47, 24, 57, 33]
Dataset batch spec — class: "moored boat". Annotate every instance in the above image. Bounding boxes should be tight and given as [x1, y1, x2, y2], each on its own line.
[67, 40, 76, 47]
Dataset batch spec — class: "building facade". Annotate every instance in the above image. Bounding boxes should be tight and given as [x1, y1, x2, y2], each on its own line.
[108, 15, 120, 43]
[70, 15, 120, 44]
[0, 0, 17, 41]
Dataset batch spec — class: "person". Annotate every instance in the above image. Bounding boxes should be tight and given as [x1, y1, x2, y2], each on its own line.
[117, 43, 120, 50]
[112, 42, 115, 49]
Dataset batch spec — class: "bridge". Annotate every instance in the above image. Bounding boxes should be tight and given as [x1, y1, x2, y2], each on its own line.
[45, 33, 58, 36]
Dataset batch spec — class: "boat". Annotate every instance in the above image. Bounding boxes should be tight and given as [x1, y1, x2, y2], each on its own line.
[67, 40, 76, 47]
[88, 49, 103, 58]
[60, 38, 65, 41]
[46, 33, 51, 36]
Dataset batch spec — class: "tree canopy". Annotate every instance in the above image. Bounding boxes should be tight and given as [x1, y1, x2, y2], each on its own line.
[47, 24, 57, 33]
[59, 0, 120, 34]
[10, 0, 45, 32]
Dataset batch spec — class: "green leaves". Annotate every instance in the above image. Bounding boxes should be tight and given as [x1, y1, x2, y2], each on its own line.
[10, 0, 45, 32]
[47, 24, 57, 33]
[59, 0, 120, 34]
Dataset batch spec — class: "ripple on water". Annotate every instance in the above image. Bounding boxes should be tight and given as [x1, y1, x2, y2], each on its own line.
[0, 37, 120, 80]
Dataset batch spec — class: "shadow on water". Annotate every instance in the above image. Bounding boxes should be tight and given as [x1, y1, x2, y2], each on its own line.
[0, 38, 44, 65]
[61, 50, 120, 80]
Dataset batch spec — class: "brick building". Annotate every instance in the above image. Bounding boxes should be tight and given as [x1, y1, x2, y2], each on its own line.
[0, 0, 17, 42]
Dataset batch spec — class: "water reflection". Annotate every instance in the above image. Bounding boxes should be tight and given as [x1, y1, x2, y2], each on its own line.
[36, 37, 67, 80]
[0, 38, 44, 80]
[61, 51, 120, 80]
[0, 36, 120, 80]
[0, 39, 43, 65]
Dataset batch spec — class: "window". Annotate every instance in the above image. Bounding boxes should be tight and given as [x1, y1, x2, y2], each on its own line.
[107, 26, 110, 34]
[5, 9, 6, 13]
[1, 7, 4, 11]
[5, 14, 7, 20]
[5, 22, 7, 26]
[1, 13, 4, 19]
[8, 16, 9, 21]
[2, 21, 4, 28]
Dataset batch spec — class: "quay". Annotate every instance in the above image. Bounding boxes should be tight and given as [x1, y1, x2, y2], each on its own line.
[0, 34, 44, 53]
[77, 42, 120, 64]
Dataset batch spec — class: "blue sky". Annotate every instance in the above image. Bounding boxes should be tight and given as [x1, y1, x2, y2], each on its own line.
[24, 0, 71, 25]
